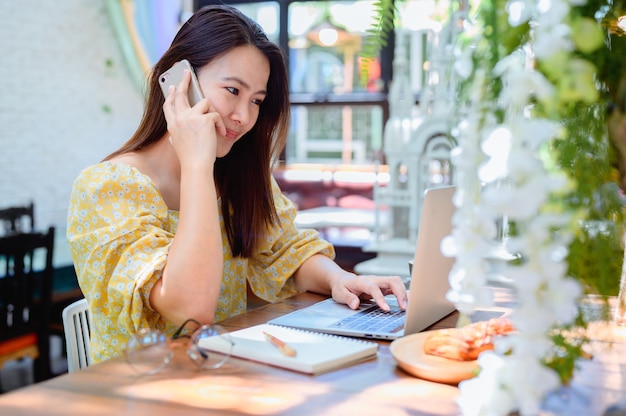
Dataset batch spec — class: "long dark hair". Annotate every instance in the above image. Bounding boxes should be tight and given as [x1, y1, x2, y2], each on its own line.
[105, 5, 290, 258]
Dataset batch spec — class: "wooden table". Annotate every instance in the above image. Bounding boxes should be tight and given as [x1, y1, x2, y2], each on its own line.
[0, 292, 625, 415]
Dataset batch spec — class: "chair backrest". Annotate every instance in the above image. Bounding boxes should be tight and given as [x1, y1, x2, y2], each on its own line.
[0, 202, 35, 236]
[0, 226, 55, 341]
[0, 226, 55, 380]
[62, 298, 92, 372]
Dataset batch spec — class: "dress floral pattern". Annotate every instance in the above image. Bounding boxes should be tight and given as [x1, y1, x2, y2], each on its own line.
[67, 162, 334, 363]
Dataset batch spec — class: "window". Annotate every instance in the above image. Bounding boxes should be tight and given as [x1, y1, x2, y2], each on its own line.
[195, 0, 393, 166]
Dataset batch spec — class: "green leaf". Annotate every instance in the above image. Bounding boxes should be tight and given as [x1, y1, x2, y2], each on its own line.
[359, 0, 397, 86]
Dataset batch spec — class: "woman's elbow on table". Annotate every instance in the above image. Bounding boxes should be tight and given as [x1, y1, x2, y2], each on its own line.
[149, 278, 219, 326]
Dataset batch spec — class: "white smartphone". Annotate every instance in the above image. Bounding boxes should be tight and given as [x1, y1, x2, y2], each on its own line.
[158, 59, 204, 106]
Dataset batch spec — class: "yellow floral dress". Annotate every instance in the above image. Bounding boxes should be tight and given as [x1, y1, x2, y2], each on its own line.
[67, 162, 334, 363]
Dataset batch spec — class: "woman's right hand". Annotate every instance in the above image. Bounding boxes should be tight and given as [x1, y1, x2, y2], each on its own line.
[154, 68, 225, 326]
[162, 69, 226, 168]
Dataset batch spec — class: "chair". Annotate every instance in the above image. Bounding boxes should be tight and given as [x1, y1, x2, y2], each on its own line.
[62, 298, 92, 372]
[0, 202, 34, 236]
[0, 226, 55, 387]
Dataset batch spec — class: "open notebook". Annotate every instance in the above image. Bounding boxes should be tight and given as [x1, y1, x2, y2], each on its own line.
[268, 186, 458, 340]
[198, 323, 378, 375]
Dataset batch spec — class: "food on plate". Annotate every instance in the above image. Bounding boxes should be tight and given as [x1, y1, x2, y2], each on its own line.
[423, 317, 515, 361]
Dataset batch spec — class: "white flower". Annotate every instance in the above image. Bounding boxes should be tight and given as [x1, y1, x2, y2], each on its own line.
[478, 125, 513, 182]
[537, 0, 571, 23]
[454, 45, 474, 79]
[546, 277, 582, 322]
[533, 24, 572, 60]
[514, 118, 560, 150]
[484, 178, 547, 220]
[494, 51, 557, 109]
[452, 0, 594, 414]
[452, 143, 486, 170]
[457, 352, 517, 416]
[500, 357, 561, 415]
[499, 69, 555, 109]
[506, 0, 535, 26]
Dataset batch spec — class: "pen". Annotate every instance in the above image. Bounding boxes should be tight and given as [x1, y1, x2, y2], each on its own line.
[263, 331, 297, 357]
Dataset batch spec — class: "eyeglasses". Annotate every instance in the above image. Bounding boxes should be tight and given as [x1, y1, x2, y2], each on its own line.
[125, 319, 234, 375]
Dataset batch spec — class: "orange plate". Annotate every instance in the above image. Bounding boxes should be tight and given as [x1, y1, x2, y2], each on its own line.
[390, 331, 480, 384]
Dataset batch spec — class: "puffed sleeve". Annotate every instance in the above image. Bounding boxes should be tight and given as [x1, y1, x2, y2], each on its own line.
[246, 177, 335, 302]
[67, 163, 176, 361]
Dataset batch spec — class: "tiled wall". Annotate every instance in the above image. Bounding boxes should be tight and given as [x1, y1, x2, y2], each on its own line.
[0, 1, 144, 266]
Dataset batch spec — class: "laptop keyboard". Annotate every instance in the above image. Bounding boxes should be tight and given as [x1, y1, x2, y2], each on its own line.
[330, 303, 406, 333]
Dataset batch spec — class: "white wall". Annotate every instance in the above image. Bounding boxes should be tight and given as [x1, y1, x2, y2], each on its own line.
[0, 1, 144, 266]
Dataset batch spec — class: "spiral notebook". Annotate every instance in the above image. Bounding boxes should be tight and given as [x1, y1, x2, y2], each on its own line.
[198, 323, 378, 375]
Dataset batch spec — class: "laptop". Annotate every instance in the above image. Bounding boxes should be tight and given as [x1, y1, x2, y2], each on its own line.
[268, 186, 458, 340]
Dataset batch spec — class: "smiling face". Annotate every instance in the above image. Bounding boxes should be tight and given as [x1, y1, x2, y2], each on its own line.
[195, 45, 270, 158]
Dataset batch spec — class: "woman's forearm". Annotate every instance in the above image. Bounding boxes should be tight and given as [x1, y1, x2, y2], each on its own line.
[151, 165, 223, 325]
[292, 254, 354, 295]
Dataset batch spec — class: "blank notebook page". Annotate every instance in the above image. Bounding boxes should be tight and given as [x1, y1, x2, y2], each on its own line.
[199, 323, 378, 375]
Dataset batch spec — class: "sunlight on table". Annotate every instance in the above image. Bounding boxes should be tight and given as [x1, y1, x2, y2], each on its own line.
[118, 374, 330, 415]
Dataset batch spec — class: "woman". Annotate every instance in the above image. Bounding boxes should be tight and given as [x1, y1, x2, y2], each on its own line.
[67, 5, 406, 363]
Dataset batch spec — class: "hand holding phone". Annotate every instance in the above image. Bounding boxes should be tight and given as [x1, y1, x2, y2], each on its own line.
[160, 58, 225, 165]
[158, 59, 204, 106]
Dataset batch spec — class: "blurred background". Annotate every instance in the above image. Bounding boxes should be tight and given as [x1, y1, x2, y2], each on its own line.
[0, 0, 450, 390]
[0, 0, 446, 268]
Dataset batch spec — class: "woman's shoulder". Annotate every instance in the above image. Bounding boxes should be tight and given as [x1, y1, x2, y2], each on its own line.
[77, 160, 140, 177]
[69, 161, 172, 220]
[74, 161, 155, 189]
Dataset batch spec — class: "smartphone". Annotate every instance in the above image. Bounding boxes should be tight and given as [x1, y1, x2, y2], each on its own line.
[158, 59, 204, 106]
